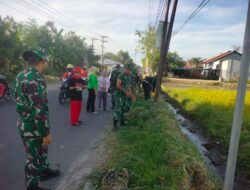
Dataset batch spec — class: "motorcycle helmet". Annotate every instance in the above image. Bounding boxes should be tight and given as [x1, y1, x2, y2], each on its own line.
[67, 64, 74, 69]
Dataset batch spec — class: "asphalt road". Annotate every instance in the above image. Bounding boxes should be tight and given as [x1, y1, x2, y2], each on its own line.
[0, 83, 112, 190]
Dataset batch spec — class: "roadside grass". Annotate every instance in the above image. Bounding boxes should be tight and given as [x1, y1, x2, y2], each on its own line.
[91, 99, 220, 190]
[162, 86, 250, 177]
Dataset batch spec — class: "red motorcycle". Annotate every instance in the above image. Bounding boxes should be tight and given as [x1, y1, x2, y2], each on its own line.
[0, 75, 13, 101]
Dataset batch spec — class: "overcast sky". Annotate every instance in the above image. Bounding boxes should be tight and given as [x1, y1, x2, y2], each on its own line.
[0, 0, 248, 65]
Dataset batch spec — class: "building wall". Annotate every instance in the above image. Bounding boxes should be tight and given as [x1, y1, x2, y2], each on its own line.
[221, 59, 250, 81]
[202, 52, 242, 70]
[221, 60, 231, 81]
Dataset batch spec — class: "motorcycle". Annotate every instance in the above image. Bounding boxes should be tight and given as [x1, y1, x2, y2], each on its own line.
[58, 79, 70, 104]
[0, 75, 13, 101]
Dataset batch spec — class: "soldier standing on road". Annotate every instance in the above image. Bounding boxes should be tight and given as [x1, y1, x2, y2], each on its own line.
[109, 64, 121, 109]
[113, 64, 136, 130]
[14, 47, 60, 190]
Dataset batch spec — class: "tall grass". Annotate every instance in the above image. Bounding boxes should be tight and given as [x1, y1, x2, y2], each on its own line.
[94, 100, 220, 190]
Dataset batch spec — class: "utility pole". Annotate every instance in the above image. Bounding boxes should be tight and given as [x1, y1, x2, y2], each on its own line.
[90, 37, 98, 67]
[91, 37, 98, 53]
[100, 35, 108, 65]
[224, 1, 250, 190]
[154, 0, 178, 102]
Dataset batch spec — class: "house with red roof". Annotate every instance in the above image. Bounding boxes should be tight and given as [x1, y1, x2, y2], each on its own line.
[202, 50, 248, 81]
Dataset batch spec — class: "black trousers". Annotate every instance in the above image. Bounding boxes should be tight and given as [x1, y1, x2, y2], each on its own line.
[144, 88, 151, 100]
[142, 81, 152, 100]
[87, 89, 96, 112]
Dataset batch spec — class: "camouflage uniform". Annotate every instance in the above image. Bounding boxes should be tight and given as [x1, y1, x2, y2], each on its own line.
[14, 66, 50, 187]
[113, 72, 132, 122]
[110, 68, 121, 108]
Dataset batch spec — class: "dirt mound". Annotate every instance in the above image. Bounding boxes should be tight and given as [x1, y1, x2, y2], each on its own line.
[101, 168, 129, 190]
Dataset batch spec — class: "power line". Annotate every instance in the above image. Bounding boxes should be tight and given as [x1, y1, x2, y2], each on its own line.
[0, 1, 45, 23]
[30, 0, 79, 27]
[173, 0, 211, 36]
[2, 0, 136, 55]
[154, 0, 164, 27]
[37, 0, 81, 26]
[160, 0, 168, 21]
[10, 0, 100, 39]
[15, 0, 75, 27]
[6, 0, 95, 40]
[34, 0, 133, 48]
[29, 0, 133, 50]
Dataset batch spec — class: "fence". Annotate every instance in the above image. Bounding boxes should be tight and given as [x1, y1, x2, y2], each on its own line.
[170, 68, 220, 80]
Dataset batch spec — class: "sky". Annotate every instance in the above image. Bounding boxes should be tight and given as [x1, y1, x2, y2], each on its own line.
[0, 0, 248, 65]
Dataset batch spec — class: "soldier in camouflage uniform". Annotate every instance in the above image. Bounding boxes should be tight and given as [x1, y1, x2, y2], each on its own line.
[113, 64, 136, 130]
[109, 64, 121, 109]
[14, 48, 60, 190]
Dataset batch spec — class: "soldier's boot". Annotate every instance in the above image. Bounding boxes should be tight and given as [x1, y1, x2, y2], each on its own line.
[26, 185, 51, 190]
[120, 120, 128, 126]
[113, 118, 118, 130]
[40, 168, 61, 181]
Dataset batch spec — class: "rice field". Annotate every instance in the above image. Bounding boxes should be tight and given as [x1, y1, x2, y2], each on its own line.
[163, 87, 250, 177]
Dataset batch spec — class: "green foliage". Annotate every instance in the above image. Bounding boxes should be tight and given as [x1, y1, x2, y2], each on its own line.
[104, 50, 134, 65]
[135, 25, 184, 72]
[167, 51, 185, 69]
[96, 99, 220, 189]
[0, 16, 99, 79]
[187, 57, 204, 68]
[135, 26, 160, 72]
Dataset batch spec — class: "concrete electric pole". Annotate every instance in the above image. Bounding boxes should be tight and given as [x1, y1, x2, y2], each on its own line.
[154, 0, 178, 102]
[100, 35, 108, 65]
[90, 37, 98, 67]
[91, 37, 98, 53]
[224, 1, 250, 189]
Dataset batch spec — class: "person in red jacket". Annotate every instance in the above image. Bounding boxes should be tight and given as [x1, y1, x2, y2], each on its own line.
[68, 67, 87, 126]
[74, 66, 88, 79]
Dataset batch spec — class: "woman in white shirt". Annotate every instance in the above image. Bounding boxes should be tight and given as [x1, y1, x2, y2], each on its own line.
[98, 70, 110, 111]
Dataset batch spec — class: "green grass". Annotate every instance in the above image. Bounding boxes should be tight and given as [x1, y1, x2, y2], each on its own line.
[92, 99, 220, 190]
[162, 86, 250, 178]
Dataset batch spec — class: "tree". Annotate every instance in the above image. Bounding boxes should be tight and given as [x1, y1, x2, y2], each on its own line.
[104, 52, 119, 61]
[187, 57, 204, 68]
[104, 50, 134, 65]
[136, 25, 184, 73]
[0, 16, 98, 78]
[135, 26, 160, 72]
[0, 16, 24, 79]
[117, 50, 133, 64]
[167, 52, 185, 69]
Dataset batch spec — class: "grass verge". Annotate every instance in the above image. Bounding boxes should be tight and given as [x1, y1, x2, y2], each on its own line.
[162, 86, 250, 178]
[92, 99, 220, 190]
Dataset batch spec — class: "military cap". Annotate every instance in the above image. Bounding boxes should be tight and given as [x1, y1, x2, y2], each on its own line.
[23, 47, 49, 62]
